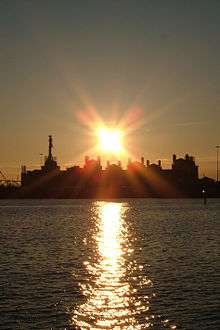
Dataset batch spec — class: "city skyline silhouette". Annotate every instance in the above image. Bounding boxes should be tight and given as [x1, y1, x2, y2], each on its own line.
[1, 135, 219, 199]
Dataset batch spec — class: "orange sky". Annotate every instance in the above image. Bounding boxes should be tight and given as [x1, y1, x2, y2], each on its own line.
[0, 1, 219, 180]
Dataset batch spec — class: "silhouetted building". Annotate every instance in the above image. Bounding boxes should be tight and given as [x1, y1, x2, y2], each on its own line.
[21, 135, 60, 188]
[172, 154, 198, 181]
[17, 136, 219, 198]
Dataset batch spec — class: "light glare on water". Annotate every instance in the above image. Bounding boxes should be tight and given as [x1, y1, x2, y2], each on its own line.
[1, 199, 219, 329]
[71, 202, 175, 329]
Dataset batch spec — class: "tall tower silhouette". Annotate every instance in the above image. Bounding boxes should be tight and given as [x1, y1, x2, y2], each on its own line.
[42, 135, 59, 172]
[48, 135, 53, 161]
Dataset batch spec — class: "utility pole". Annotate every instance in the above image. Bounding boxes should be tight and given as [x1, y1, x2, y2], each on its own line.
[216, 145, 220, 182]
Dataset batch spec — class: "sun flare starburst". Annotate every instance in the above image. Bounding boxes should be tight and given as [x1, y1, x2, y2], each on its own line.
[98, 127, 123, 153]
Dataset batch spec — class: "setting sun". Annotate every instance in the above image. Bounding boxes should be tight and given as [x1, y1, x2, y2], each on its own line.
[98, 127, 123, 153]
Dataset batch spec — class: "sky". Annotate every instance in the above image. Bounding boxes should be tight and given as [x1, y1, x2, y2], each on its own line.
[0, 0, 220, 179]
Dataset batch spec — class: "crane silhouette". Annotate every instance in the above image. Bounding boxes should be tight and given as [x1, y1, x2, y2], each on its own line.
[0, 168, 20, 185]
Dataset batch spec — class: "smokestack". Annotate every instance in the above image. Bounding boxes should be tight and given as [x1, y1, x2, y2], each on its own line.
[146, 160, 150, 166]
[21, 165, 26, 174]
[48, 135, 53, 160]
[173, 154, 176, 163]
[158, 160, 161, 167]
[85, 156, 89, 165]
[141, 156, 144, 165]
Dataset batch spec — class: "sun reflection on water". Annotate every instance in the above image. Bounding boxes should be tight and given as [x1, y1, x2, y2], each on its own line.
[71, 202, 176, 329]
[98, 203, 123, 273]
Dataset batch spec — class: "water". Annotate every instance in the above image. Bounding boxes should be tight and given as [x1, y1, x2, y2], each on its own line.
[0, 199, 219, 330]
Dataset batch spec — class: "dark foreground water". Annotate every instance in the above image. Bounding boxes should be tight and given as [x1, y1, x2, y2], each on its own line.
[0, 199, 219, 330]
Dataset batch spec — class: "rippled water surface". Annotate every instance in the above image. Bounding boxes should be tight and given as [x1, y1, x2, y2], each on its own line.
[0, 199, 219, 330]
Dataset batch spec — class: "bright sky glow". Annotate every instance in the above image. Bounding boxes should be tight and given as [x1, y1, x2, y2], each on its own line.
[98, 128, 123, 153]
